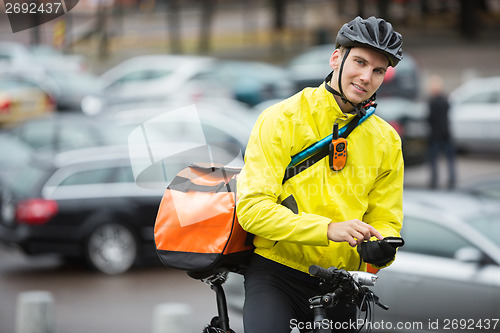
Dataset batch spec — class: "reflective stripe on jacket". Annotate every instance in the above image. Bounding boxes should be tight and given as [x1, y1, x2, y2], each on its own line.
[236, 83, 404, 273]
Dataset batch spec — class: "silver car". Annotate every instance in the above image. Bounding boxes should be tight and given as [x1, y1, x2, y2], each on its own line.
[224, 189, 500, 332]
[372, 189, 500, 332]
[81, 55, 228, 115]
[449, 76, 500, 153]
[460, 176, 500, 202]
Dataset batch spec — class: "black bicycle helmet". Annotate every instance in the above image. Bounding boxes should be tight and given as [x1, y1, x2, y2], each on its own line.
[336, 16, 403, 67]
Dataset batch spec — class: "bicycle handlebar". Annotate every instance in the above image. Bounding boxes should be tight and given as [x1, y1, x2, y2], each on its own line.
[309, 265, 339, 280]
[308, 265, 389, 332]
[309, 265, 378, 287]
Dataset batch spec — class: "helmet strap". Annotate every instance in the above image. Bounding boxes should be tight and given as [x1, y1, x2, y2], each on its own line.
[337, 47, 351, 105]
[325, 48, 365, 117]
[338, 48, 368, 117]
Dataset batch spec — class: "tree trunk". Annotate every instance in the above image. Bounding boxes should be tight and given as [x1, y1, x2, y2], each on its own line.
[167, 0, 182, 54]
[458, 0, 479, 40]
[199, 0, 215, 54]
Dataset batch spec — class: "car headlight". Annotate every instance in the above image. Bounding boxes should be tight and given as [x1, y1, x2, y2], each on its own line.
[81, 95, 104, 116]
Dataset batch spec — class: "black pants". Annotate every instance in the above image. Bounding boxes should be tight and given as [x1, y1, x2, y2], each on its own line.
[429, 139, 456, 189]
[243, 255, 357, 333]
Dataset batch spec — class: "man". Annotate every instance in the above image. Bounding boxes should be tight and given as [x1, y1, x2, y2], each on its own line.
[427, 74, 456, 189]
[236, 17, 404, 333]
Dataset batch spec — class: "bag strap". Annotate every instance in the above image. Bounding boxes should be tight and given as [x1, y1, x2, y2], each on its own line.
[168, 176, 237, 193]
[282, 107, 375, 184]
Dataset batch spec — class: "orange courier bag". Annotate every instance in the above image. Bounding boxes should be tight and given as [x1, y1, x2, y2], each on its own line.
[154, 163, 253, 279]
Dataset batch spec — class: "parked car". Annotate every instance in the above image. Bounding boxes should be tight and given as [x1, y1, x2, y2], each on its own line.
[0, 41, 32, 65]
[3, 98, 253, 160]
[375, 97, 429, 166]
[82, 55, 293, 115]
[27, 44, 89, 74]
[0, 72, 55, 127]
[0, 144, 241, 275]
[371, 189, 500, 330]
[286, 44, 421, 100]
[460, 176, 500, 201]
[8, 64, 104, 111]
[223, 189, 500, 330]
[47, 69, 103, 111]
[188, 60, 294, 106]
[449, 76, 500, 153]
[80, 55, 229, 115]
[98, 98, 255, 156]
[0, 43, 99, 111]
[0, 42, 88, 72]
[0, 132, 35, 183]
[3, 112, 120, 154]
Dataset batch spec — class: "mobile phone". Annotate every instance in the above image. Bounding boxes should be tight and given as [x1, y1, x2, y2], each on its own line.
[383, 237, 405, 248]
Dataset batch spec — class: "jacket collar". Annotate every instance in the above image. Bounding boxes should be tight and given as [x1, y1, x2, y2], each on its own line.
[318, 82, 357, 122]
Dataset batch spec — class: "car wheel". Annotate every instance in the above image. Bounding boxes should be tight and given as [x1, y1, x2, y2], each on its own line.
[85, 223, 138, 275]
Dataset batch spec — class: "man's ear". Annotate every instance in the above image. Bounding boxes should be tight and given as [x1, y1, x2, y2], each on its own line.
[329, 49, 342, 70]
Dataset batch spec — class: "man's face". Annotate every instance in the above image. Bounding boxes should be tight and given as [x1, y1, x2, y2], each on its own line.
[329, 47, 389, 105]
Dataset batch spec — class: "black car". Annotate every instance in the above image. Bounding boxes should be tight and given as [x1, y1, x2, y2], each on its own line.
[0, 144, 241, 274]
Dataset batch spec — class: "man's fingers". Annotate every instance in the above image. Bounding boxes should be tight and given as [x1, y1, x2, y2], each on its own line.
[368, 226, 384, 240]
[327, 220, 383, 246]
[349, 226, 373, 246]
[355, 222, 379, 241]
[357, 221, 383, 240]
[347, 236, 358, 247]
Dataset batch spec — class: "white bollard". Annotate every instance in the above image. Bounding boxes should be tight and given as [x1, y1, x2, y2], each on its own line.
[152, 303, 193, 333]
[16, 291, 55, 333]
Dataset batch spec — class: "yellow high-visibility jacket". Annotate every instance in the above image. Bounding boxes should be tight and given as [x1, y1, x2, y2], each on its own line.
[236, 83, 404, 273]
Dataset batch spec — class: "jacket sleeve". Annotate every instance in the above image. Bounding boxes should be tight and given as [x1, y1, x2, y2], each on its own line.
[363, 134, 404, 267]
[236, 107, 331, 247]
[364, 135, 404, 237]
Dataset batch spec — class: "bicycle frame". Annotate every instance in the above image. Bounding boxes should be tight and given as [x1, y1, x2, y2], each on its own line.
[202, 272, 235, 333]
[201, 266, 387, 333]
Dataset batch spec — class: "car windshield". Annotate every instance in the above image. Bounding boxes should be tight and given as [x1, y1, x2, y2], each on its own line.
[288, 47, 330, 66]
[47, 70, 103, 91]
[460, 90, 499, 104]
[469, 214, 500, 247]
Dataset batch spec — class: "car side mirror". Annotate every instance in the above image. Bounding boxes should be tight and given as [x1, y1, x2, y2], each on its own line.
[454, 247, 485, 264]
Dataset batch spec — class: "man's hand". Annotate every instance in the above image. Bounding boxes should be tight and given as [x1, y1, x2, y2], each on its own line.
[357, 237, 405, 266]
[327, 219, 383, 247]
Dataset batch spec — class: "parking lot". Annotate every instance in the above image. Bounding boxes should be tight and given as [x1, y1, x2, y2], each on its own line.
[0, 243, 245, 333]
[1, 2, 500, 332]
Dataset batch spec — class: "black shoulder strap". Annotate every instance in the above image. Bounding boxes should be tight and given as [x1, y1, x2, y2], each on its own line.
[340, 116, 362, 139]
[282, 116, 362, 184]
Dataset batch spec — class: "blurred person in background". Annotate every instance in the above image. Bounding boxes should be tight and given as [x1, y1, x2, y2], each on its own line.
[236, 16, 404, 333]
[427, 74, 456, 189]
